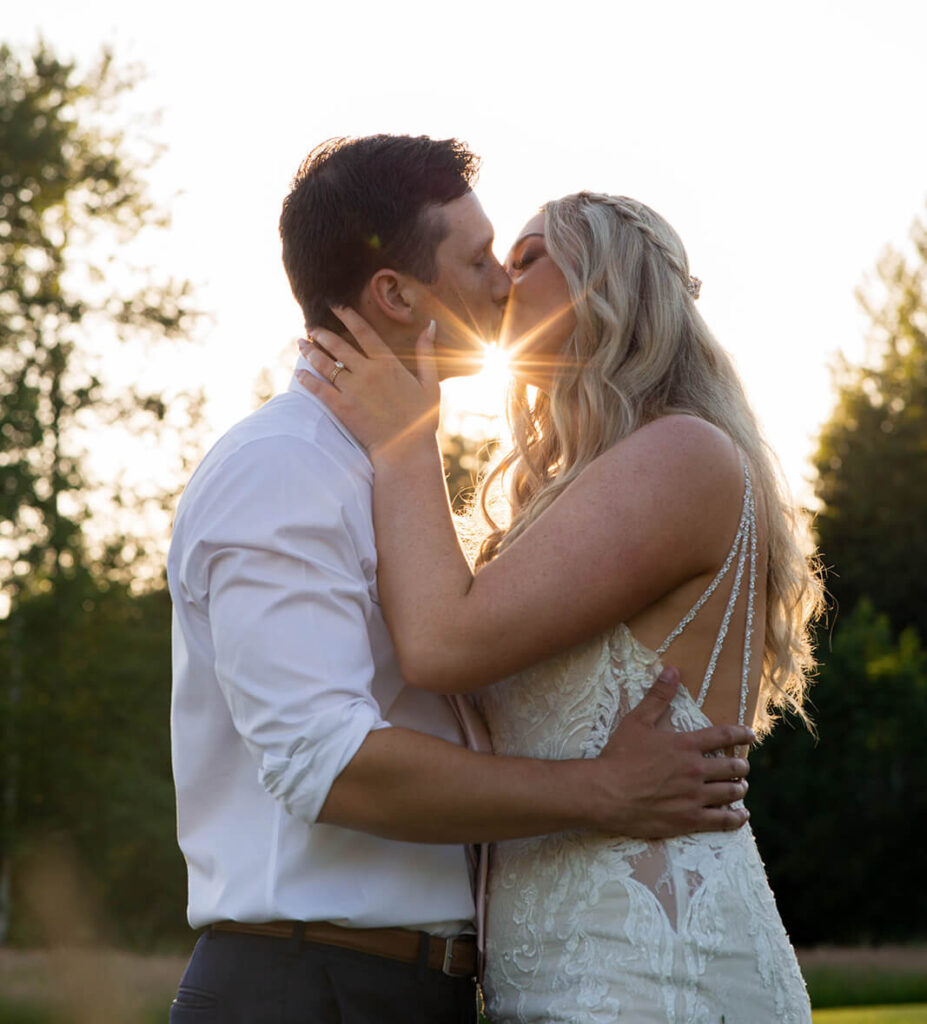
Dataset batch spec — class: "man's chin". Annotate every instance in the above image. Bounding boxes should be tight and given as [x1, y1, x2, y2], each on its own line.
[435, 349, 484, 381]
[432, 333, 488, 378]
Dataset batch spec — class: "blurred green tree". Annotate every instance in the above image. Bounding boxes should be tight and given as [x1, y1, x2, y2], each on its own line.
[749, 206, 927, 946]
[6, 582, 186, 947]
[0, 40, 204, 595]
[749, 600, 927, 944]
[0, 41, 202, 944]
[812, 208, 927, 637]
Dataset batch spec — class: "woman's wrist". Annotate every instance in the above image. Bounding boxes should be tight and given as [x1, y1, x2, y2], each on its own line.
[369, 430, 441, 475]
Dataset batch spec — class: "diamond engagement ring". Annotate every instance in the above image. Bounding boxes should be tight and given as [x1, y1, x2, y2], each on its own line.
[328, 361, 346, 385]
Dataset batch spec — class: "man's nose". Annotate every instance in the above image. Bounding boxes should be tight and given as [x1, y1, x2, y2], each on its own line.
[492, 260, 511, 303]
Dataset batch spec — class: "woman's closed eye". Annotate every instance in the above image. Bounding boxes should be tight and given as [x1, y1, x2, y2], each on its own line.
[510, 247, 545, 273]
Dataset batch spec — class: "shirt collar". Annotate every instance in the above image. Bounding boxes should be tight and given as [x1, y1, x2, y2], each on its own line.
[287, 355, 370, 462]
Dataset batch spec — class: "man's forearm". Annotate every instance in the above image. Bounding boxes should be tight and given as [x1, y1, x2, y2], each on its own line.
[318, 727, 600, 843]
[318, 674, 754, 843]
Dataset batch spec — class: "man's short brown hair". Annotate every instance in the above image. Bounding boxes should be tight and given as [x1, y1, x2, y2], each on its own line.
[280, 135, 480, 333]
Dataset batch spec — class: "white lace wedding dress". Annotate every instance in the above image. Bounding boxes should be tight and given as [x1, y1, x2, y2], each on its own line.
[478, 467, 812, 1023]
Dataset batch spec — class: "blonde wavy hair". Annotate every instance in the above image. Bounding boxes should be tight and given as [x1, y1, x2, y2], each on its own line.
[475, 192, 822, 735]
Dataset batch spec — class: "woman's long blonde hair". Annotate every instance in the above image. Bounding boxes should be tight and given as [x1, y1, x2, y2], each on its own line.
[476, 192, 822, 735]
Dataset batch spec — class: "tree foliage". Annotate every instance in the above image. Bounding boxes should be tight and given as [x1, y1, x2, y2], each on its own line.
[0, 40, 203, 599]
[2, 579, 186, 947]
[749, 601, 927, 944]
[812, 210, 927, 637]
[749, 206, 927, 946]
[0, 41, 202, 945]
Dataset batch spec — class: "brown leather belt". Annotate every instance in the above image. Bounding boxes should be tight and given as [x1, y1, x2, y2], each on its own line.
[211, 920, 477, 978]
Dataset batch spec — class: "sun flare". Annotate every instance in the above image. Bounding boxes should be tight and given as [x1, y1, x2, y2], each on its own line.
[479, 342, 511, 393]
[440, 342, 511, 442]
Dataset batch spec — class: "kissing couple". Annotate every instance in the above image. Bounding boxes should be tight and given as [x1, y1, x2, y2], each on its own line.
[168, 134, 821, 1023]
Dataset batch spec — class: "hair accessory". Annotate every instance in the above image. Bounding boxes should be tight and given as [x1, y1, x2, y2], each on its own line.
[687, 276, 702, 300]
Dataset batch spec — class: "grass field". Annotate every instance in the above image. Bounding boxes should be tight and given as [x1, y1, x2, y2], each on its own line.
[6, 1000, 922, 1024]
[801, 947, 927, 1009]
[0, 945, 925, 1022]
[813, 1009, 927, 1023]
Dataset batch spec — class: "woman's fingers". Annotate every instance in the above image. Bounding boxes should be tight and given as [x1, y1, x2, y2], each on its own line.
[298, 340, 351, 390]
[415, 320, 439, 393]
[305, 326, 363, 368]
[296, 368, 337, 407]
[330, 305, 393, 357]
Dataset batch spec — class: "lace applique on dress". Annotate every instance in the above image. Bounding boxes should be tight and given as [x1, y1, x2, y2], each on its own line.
[479, 463, 811, 1023]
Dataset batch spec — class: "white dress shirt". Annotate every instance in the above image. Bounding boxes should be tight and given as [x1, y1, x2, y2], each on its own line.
[168, 362, 474, 934]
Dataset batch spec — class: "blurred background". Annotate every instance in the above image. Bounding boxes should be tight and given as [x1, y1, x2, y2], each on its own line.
[1, 2, 926, 1020]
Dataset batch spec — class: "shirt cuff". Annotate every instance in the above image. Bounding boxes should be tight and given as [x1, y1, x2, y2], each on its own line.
[258, 699, 389, 823]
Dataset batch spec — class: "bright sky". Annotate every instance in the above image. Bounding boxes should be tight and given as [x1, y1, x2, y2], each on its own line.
[6, 0, 927, 505]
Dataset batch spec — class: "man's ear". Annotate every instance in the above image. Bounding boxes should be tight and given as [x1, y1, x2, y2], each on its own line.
[366, 268, 420, 325]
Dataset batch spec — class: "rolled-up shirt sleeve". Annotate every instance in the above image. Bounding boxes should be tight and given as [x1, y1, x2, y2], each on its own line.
[188, 434, 388, 824]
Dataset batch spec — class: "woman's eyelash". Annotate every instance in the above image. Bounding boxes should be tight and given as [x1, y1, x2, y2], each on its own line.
[512, 252, 537, 271]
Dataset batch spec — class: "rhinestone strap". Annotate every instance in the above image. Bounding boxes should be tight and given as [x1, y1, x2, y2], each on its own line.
[695, 517, 749, 708]
[738, 485, 758, 725]
[656, 463, 758, 724]
[654, 479, 749, 657]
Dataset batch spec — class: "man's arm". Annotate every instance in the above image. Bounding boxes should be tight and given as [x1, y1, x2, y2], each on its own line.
[321, 668, 751, 843]
[197, 435, 750, 844]
[193, 435, 393, 827]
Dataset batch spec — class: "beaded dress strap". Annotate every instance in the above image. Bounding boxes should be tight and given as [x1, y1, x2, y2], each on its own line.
[655, 462, 758, 724]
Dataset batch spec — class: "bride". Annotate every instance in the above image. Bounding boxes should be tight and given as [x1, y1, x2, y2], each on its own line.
[298, 192, 821, 1023]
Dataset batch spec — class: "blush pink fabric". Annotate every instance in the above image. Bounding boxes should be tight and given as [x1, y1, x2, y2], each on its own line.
[448, 694, 491, 977]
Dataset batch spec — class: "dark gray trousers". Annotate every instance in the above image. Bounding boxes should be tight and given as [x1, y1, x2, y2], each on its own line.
[169, 928, 478, 1024]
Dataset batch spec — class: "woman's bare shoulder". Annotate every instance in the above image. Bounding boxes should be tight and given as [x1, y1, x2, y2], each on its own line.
[587, 414, 745, 506]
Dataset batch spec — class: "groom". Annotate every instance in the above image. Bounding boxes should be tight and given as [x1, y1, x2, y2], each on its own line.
[167, 135, 754, 1023]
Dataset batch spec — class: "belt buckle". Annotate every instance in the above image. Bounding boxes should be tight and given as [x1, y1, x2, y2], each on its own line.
[442, 937, 459, 976]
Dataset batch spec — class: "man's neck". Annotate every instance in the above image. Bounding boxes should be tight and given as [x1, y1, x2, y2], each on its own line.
[315, 323, 482, 383]
[373, 326, 483, 382]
